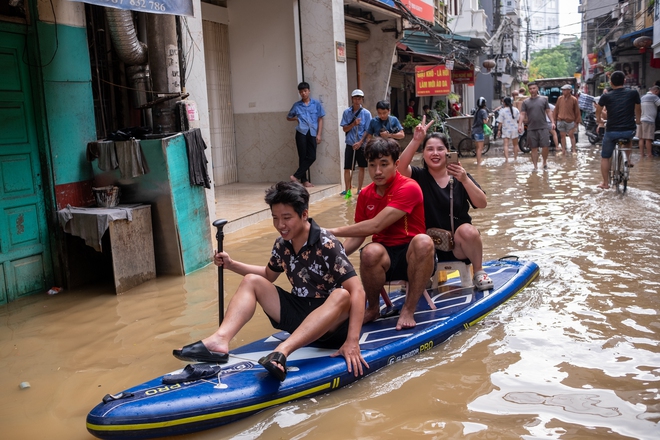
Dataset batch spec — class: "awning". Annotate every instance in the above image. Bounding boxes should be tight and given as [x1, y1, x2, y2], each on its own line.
[617, 26, 653, 44]
[400, 30, 470, 57]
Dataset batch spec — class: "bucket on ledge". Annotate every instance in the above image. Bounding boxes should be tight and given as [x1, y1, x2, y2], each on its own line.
[92, 186, 120, 207]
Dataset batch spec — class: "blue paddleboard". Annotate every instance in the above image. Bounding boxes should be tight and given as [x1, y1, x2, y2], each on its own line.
[87, 258, 539, 439]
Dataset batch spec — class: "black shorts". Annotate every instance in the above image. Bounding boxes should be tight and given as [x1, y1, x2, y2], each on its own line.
[360, 242, 411, 281]
[265, 286, 349, 349]
[344, 144, 367, 169]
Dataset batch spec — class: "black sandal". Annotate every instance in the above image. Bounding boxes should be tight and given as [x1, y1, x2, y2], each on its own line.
[258, 351, 287, 381]
[162, 364, 222, 384]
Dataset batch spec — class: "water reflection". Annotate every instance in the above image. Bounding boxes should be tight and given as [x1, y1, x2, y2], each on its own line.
[1, 140, 659, 439]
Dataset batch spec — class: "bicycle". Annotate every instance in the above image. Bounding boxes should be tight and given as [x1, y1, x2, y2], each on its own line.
[610, 138, 632, 194]
[442, 121, 491, 158]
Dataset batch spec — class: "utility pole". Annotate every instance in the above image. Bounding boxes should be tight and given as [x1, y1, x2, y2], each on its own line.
[525, 16, 531, 65]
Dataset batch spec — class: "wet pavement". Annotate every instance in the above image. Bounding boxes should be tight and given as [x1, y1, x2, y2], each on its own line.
[2, 131, 660, 439]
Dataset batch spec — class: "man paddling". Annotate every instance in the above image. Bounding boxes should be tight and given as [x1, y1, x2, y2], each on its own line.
[173, 181, 368, 381]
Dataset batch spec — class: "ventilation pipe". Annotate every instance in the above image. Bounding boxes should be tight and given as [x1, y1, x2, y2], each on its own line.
[105, 9, 147, 65]
[146, 13, 180, 134]
[105, 9, 150, 111]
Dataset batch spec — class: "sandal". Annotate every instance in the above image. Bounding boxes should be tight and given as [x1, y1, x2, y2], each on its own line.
[258, 351, 287, 381]
[172, 341, 229, 364]
[473, 270, 494, 291]
[162, 363, 222, 384]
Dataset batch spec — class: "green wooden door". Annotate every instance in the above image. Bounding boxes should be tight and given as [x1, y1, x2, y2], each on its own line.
[0, 30, 53, 304]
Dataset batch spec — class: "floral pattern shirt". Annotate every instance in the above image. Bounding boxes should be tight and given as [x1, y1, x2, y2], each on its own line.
[268, 219, 356, 298]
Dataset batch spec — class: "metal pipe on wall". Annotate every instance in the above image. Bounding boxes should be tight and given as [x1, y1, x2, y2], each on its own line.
[146, 14, 181, 134]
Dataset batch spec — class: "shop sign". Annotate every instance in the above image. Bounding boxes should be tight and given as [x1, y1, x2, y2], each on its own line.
[415, 65, 451, 95]
[373, 0, 433, 22]
[67, 0, 194, 16]
[451, 69, 474, 84]
[400, 0, 435, 22]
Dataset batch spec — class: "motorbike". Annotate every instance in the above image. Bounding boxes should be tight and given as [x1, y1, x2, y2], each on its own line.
[583, 112, 602, 145]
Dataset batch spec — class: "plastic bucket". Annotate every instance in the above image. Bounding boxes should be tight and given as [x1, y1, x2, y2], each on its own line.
[92, 186, 120, 207]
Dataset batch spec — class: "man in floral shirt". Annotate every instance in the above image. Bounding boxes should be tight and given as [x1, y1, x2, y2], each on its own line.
[173, 181, 367, 382]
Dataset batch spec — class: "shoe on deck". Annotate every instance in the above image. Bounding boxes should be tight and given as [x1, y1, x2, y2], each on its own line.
[172, 341, 229, 363]
[162, 364, 222, 384]
[473, 270, 494, 291]
[258, 351, 287, 381]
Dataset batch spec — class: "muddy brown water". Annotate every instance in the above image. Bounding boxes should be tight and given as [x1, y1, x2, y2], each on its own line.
[2, 141, 660, 439]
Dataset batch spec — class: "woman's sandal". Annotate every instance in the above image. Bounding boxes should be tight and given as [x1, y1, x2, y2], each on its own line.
[473, 270, 494, 291]
[258, 351, 287, 381]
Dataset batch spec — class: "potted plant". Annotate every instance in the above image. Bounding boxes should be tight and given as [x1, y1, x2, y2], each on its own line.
[402, 114, 421, 134]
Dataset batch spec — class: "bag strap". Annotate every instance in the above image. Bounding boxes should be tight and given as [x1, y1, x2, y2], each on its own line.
[449, 177, 454, 236]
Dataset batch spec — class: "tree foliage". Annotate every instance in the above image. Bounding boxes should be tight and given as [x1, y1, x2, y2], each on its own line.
[529, 41, 581, 79]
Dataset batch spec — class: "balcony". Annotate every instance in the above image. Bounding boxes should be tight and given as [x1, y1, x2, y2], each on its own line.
[449, 4, 490, 46]
[435, 0, 448, 30]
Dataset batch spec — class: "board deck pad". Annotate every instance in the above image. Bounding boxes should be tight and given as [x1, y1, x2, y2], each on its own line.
[87, 259, 539, 439]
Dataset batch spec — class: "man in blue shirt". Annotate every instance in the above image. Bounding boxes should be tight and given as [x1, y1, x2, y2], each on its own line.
[287, 82, 325, 187]
[363, 100, 405, 143]
[340, 89, 372, 196]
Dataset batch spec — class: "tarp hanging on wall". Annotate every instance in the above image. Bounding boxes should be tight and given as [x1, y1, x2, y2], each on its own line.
[67, 0, 193, 17]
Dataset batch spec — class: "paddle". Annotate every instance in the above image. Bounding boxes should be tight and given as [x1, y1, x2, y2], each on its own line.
[213, 219, 228, 326]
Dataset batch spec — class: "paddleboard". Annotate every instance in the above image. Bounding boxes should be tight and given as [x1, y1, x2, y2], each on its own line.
[87, 258, 539, 439]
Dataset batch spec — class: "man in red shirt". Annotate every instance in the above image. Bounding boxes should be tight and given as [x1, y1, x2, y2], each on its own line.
[329, 138, 435, 331]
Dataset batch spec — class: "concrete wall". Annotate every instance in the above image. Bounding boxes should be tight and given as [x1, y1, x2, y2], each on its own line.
[356, 22, 398, 109]
[228, 0, 302, 183]
[37, 0, 96, 201]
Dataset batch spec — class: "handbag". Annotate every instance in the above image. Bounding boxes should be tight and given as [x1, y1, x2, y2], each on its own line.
[427, 177, 455, 252]
[483, 124, 493, 136]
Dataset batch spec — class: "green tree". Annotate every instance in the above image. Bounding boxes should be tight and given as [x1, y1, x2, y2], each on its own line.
[529, 41, 581, 78]
[530, 51, 568, 79]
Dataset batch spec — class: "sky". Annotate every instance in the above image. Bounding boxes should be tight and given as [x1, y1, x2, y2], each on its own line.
[558, 0, 582, 39]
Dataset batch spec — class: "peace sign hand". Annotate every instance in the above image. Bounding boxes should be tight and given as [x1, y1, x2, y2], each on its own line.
[413, 115, 435, 142]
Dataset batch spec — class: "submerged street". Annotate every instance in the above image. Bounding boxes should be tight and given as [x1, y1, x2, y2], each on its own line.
[2, 136, 660, 439]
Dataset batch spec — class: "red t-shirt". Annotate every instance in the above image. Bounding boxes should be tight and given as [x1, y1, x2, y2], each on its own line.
[355, 171, 426, 247]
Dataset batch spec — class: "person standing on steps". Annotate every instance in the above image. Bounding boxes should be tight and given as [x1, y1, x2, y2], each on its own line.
[518, 82, 555, 171]
[287, 82, 325, 188]
[340, 89, 372, 196]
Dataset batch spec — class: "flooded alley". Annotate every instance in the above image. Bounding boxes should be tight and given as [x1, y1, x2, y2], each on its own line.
[2, 141, 660, 439]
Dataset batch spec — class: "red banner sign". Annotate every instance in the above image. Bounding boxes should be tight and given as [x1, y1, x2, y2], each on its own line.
[415, 65, 451, 96]
[451, 69, 475, 84]
[401, 0, 435, 22]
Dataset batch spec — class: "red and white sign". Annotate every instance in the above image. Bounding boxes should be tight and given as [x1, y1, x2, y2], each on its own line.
[451, 69, 475, 84]
[401, 0, 435, 23]
[415, 65, 451, 96]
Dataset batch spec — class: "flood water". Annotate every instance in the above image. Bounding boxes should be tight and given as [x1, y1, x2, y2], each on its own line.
[2, 135, 660, 439]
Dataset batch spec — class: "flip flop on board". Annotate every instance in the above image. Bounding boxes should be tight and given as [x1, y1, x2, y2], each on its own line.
[258, 351, 287, 381]
[162, 364, 223, 385]
[172, 341, 229, 364]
